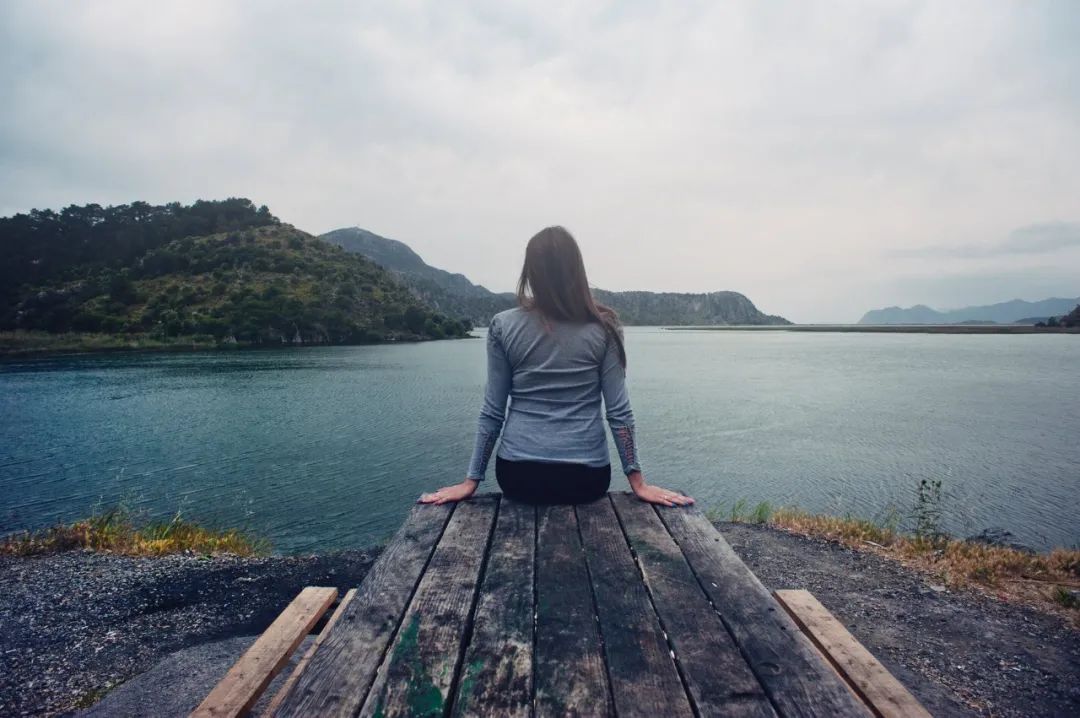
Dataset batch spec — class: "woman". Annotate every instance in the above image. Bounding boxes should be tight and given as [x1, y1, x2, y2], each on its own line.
[418, 226, 694, 508]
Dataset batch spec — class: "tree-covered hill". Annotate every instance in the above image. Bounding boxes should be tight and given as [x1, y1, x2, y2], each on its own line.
[1, 198, 280, 299]
[1, 200, 469, 348]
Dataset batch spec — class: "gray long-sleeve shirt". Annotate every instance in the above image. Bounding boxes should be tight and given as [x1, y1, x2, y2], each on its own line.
[465, 306, 641, 480]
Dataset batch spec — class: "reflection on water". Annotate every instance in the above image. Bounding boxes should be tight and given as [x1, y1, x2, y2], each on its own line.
[2, 330, 1078, 553]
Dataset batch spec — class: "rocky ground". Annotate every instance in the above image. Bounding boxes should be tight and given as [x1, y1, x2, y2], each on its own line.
[723, 523, 1080, 717]
[0, 524, 1076, 717]
[0, 549, 378, 716]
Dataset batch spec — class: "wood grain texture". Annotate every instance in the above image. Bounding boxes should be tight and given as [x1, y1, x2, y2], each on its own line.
[575, 497, 694, 718]
[534, 504, 614, 718]
[262, 588, 357, 717]
[610, 493, 775, 718]
[657, 505, 871, 718]
[450, 498, 535, 718]
[192, 586, 337, 718]
[270, 501, 455, 718]
[774, 590, 932, 718]
[359, 496, 498, 718]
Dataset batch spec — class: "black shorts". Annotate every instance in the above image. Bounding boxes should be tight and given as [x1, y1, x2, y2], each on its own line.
[495, 456, 611, 505]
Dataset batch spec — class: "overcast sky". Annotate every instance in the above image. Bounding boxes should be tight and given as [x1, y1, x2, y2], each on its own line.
[2, 1, 1077, 322]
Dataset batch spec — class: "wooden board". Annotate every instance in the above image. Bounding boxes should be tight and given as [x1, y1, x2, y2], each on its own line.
[609, 493, 775, 718]
[534, 504, 614, 717]
[774, 590, 932, 718]
[359, 496, 499, 718]
[270, 501, 455, 717]
[263, 588, 357, 716]
[450, 498, 535, 718]
[657, 505, 871, 717]
[575, 497, 694, 718]
[192, 586, 337, 718]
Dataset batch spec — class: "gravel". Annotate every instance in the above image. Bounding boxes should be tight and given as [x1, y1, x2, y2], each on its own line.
[722, 522, 1080, 718]
[0, 549, 378, 716]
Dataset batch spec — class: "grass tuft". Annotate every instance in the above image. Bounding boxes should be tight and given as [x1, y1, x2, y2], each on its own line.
[1052, 587, 1079, 610]
[753, 506, 1080, 623]
[706, 486, 1080, 623]
[750, 501, 772, 524]
[0, 506, 268, 557]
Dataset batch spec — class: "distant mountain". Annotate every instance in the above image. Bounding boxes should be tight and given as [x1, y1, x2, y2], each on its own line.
[859, 297, 1080, 325]
[321, 227, 515, 324]
[592, 289, 790, 326]
[321, 227, 790, 326]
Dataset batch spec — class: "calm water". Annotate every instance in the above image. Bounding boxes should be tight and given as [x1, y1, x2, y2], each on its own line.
[1, 329, 1077, 553]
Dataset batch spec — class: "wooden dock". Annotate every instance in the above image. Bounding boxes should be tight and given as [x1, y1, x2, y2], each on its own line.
[196, 492, 928, 717]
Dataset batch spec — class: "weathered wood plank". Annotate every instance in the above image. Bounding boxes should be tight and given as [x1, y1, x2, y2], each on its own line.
[359, 496, 499, 718]
[192, 586, 337, 718]
[610, 493, 775, 718]
[774, 590, 932, 718]
[450, 498, 535, 718]
[575, 497, 694, 718]
[534, 503, 614, 718]
[263, 588, 357, 716]
[657, 504, 871, 717]
[270, 501, 455, 717]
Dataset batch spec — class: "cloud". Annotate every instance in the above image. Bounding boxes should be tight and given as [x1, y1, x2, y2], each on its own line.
[1, 0, 1079, 322]
[1002, 222, 1080, 253]
[879, 266, 1080, 311]
[892, 221, 1080, 258]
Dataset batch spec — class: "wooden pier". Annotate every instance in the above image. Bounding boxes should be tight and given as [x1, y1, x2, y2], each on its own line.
[195, 492, 928, 717]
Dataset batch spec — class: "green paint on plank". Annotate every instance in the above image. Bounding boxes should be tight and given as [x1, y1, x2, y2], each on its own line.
[382, 613, 445, 717]
[454, 658, 485, 713]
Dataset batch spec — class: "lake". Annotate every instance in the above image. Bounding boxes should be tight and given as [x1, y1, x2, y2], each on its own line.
[2, 328, 1077, 553]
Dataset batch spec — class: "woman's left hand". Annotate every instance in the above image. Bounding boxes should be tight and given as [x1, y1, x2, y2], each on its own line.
[417, 479, 479, 505]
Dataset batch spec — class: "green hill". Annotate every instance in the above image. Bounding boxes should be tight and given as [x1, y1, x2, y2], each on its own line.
[0, 200, 469, 352]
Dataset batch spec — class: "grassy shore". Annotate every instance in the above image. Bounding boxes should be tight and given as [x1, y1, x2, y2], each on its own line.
[708, 500, 1080, 623]
[0, 329, 475, 358]
[0, 506, 268, 557]
[6, 498, 1076, 622]
[0, 330, 233, 357]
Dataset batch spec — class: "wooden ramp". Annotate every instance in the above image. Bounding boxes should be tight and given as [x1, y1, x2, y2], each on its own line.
[200, 492, 908, 717]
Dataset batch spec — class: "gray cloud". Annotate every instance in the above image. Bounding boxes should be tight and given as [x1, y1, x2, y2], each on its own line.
[2, 0, 1079, 323]
[892, 221, 1080, 258]
[1003, 222, 1080, 253]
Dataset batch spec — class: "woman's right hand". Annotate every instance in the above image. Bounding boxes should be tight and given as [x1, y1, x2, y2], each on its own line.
[417, 479, 479, 505]
[628, 472, 695, 507]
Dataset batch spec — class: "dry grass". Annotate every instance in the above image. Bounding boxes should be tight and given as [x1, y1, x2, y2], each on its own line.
[759, 506, 1080, 624]
[0, 506, 268, 557]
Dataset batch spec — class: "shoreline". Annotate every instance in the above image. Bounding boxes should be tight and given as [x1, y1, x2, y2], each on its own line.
[3, 324, 1074, 360]
[0, 329, 476, 360]
[2, 522, 1076, 717]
